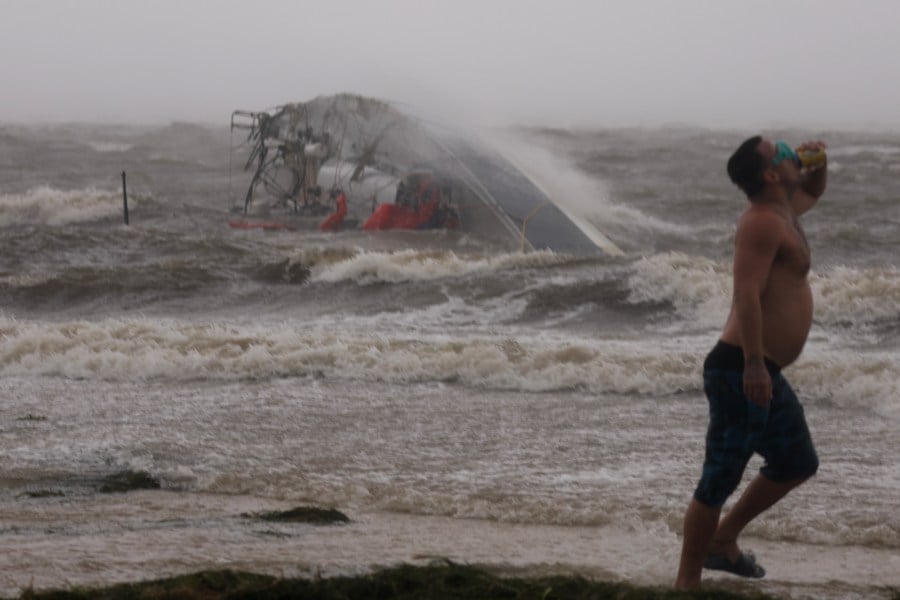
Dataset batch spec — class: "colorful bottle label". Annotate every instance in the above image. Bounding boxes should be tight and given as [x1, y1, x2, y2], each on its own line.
[798, 149, 826, 168]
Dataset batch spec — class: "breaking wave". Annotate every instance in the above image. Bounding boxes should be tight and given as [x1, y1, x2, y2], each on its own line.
[811, 265, 900, 326]
[623, 251, 900, 333]
[0, 186, 128, 226]
[625, 252, 731, 329]
[0, 316, 702, 394]
[1, 317, 897, 416]
[308, 249, 584, 284]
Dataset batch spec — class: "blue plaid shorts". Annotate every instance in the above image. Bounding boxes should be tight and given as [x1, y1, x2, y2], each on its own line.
[693, 342, 819, 507]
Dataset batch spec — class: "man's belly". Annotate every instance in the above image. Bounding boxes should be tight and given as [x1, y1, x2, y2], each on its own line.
[762, 286, 814, 367]
[721, 283, 813, 368]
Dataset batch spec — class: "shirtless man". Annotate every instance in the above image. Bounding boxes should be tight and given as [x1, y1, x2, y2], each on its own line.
[675, 136, 827, 589]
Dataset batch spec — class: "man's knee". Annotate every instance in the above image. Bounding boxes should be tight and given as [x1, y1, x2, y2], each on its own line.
[804, 453, 820, 478]
[693, 466, 744, 507]
[761, 452, 818, 483]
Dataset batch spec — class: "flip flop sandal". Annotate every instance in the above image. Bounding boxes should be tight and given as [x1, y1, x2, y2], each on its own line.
[703, 551, 766, 578]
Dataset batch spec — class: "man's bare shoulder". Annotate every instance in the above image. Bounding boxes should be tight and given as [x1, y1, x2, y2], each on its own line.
[735, 204, 789, 247]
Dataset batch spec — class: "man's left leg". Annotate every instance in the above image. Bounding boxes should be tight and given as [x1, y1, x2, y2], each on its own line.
[709, 473, 809, 561]
[712, 372, 819, 560]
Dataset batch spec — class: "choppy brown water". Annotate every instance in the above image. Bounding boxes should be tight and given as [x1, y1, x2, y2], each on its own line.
[1, 122, 899, 598]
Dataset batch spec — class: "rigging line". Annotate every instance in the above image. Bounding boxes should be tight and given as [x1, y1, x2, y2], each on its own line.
[228, 121, 235, 209]
[332, 108, 349, 192]
[520, 201, 550, 253]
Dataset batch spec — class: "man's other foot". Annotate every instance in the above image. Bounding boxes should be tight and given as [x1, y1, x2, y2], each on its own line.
[703, 551, 766, 578]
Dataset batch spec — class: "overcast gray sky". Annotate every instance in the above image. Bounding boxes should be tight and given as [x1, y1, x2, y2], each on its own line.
[2, 0, 898, 129]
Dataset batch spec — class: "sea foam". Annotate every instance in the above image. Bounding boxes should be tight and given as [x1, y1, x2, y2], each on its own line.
[2, 316, 897, 415]
[309, 249, 576, 284]
[0, 186, 127, 226]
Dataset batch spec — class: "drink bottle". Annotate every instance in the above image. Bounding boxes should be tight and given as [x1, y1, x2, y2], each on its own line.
[797, 148, 826, 168]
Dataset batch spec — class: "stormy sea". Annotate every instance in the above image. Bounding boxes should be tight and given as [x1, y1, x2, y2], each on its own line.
[1, 118, 898, 599]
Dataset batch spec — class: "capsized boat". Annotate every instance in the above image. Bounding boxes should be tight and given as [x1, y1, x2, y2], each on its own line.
[229, 93, 619, 255]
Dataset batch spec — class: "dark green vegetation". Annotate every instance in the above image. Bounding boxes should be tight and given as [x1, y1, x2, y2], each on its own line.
[13, 563, 796, 600]
[245, 506, 350, 525]
[98, 470, 161, 494]
[22, 490, 65, 498]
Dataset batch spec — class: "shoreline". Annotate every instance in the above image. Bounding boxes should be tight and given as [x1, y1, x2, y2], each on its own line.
[12, 562, 900, 600]
[4, 504, 899, 600]
[10, 562, 793, 600]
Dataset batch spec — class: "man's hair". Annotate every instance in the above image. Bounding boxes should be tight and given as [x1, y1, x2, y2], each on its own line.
[727, 135, 766, 197]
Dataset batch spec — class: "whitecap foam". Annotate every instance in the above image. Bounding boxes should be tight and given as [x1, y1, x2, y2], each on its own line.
[626, 251, 731, 329]
[3, 313, 895, 412]
[308, 249, 573, 284]
[624, 253, 900, 334]
[830, 144, 900, 157]
[790, 348, 900, 417]
[810, 265, 900, 326]
[313, 292, 532, 333]
[0, 186, 128, 226]
[0, 317, 707, 395]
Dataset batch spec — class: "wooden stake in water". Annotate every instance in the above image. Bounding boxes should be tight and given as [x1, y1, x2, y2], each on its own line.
[122, 171, 129, 225]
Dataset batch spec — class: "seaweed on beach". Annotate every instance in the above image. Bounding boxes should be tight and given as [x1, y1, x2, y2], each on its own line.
[16, 414, 47, 421]
[14, 562, 784, 600]
[243, 506, 350, 524]
[97, 470, 161, 494]
[22, 490, 65, 499]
